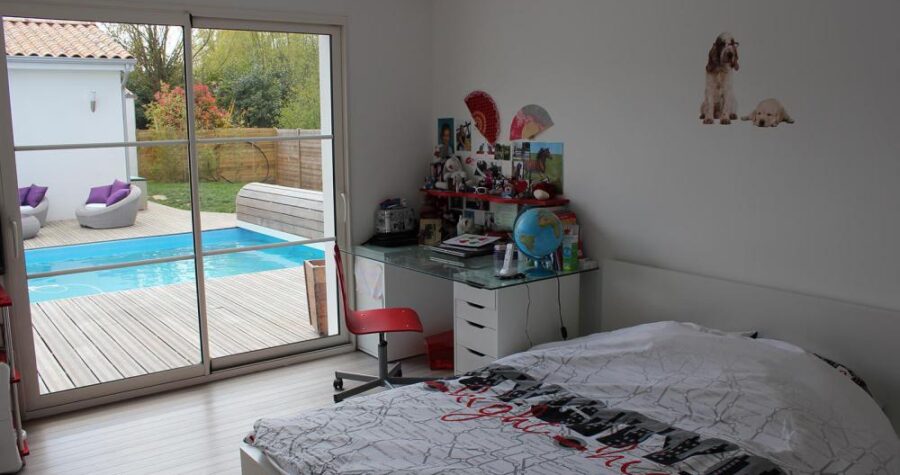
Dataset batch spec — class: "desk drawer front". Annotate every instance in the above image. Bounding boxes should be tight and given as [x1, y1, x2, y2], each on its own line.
[454, 299, 499, 329]
[456, 345, 495, 374]
[454, 282, 497, 310]
[455, 317, 498, 358]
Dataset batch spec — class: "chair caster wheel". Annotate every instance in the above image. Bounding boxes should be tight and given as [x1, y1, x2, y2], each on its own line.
[333, 378, 343, 391]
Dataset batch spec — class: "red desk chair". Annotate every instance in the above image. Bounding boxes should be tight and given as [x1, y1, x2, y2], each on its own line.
[332, 244, 432, 402]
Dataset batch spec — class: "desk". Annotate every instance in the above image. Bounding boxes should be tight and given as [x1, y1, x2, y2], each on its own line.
[348, 245, 598, 373]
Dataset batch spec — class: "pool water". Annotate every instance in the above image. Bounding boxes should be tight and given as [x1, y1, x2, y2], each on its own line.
[26, 227, 325, 303]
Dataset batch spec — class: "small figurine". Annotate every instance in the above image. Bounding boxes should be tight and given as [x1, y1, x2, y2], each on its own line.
[457, 215, 474, 235]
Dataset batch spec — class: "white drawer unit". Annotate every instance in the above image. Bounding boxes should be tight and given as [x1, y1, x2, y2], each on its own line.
[455, 345, 495, 371]
[455, 317, 499, 357]
[453, 275, 580, 373]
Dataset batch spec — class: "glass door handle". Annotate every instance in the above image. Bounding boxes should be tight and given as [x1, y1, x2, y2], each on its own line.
[339, 192, 348, 224]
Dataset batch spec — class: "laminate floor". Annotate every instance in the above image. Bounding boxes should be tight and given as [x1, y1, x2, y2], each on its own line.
[21, 351, 448, 474]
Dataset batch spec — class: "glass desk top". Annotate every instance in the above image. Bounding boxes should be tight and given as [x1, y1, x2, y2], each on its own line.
[348, 244, 598, 290]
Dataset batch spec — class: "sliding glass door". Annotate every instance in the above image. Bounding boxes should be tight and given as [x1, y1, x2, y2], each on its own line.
[0, 11, 347, 414]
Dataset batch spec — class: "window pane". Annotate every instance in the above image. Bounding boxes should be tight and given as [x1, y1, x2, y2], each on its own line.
[3, 18, 188, 147]
[30, 260, 201, 395]
[194, 139, 326, 242]
[16, 143, 202, 395]
[17, 145, 192, 251]
[204, 244, 336, 359]
[191, 28, 328, 136]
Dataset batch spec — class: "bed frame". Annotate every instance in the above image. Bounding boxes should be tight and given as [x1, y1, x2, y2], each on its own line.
[601, 259, 900, 433]
[240, 259, 900, 473]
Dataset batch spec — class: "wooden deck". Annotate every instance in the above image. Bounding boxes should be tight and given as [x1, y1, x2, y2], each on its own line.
[24, 202, 236, 249]
[32, 266, 319, 394]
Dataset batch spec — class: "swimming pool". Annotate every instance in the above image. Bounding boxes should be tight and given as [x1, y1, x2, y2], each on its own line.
[26, 227, 325, 303]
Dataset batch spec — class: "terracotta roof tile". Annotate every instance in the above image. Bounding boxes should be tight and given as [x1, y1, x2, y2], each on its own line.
[4, 17, 133, 60]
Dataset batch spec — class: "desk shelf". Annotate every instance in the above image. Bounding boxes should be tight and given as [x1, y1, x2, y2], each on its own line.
[421, 189, 569, 207]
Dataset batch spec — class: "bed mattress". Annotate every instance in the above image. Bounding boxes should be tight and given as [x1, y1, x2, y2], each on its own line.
[251, 322, 900, 474]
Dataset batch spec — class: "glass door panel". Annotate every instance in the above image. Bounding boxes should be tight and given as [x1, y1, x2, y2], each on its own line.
[3, 16, 204, 403]
[189, 26, 339, 361]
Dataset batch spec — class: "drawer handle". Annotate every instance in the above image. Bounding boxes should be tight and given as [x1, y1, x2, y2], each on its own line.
[465, 301, 485, 310]
[465, 320, 485, 329]
[466, 348, 486, 357]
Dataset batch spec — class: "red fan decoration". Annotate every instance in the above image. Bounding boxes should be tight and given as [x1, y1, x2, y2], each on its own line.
[464, 90, 500, 145]
[509, 104, 553, 140]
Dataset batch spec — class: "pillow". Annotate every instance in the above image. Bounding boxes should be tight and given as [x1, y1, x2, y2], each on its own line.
[18, 186, 30, 206]
[110, 179, 130, 194]
[815, 354, 873, 396]
[84, 203, 107, 209]
[106, 188, 130, 206]
[25, 184, 47, 208]
[86, 185, 112, 204]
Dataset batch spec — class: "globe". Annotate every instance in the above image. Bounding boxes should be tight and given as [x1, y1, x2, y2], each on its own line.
[513, 208, 563, 260]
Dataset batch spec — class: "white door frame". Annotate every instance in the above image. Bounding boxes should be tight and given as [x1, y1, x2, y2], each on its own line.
[0, 2, 353, 418]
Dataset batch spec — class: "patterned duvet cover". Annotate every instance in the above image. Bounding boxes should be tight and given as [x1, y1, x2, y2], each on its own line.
[251, 322, 900, 474]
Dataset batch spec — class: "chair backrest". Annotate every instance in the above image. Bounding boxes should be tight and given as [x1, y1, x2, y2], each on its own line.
[333, 244, 360, 335]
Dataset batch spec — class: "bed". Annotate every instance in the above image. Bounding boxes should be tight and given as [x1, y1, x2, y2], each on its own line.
[241, 260, 900, 474]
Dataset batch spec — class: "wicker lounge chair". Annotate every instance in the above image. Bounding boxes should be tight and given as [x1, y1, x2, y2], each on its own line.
[19, 196, 48, 227]
[75, 185, 142, 229]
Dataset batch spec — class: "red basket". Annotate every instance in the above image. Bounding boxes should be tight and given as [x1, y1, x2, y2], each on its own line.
[425, 331, 454, 370]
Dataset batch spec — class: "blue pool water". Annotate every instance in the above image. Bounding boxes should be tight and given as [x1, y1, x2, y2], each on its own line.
[26, 227, 324, 303]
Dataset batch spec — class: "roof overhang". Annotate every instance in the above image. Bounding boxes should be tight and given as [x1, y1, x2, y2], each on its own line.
[6, 55, 136, 73]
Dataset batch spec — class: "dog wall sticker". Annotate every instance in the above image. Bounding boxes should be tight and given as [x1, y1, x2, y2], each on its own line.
[699, 32, 796, 128]
[700, 32, 740, 125]
[742, 98, 794, 127]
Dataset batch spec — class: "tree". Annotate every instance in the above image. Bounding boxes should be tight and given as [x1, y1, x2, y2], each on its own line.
[193, 30, 320, 129]
[218, 65, 286, 128]
[106, 24, 187, 129]
[145, 82, 231, 130]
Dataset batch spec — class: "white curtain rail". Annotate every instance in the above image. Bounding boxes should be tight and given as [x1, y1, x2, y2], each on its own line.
[13, 133, 333, 152]
[27, 236, 336, 280]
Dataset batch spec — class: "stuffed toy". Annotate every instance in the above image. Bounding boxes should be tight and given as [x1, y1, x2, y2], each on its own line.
[442, 156, 468, 189]
[532, 181, 555, 200]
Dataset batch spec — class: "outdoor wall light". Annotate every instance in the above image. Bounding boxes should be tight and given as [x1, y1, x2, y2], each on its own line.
[89, 91, 97, 113]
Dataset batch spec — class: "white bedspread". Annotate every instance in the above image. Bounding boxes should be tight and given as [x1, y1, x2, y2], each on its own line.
[251, 322, 900, 474]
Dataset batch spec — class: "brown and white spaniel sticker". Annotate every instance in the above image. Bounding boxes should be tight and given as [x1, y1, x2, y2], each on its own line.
[700, 32, 740, 125]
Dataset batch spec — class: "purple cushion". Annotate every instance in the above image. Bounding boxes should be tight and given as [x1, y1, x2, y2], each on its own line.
[105, 188, 130, 206]
[86, 185, 112, 204]
[18, 186, 30, 206]
[110, 179, 129, 194]
[25, 184, 47, 208]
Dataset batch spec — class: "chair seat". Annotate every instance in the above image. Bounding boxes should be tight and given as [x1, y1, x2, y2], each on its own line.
[348, 307, 423, 335]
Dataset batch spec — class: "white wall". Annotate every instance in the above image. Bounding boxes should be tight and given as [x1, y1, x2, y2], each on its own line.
[432, 0, 900, 332]
[8, 64, 129, 220]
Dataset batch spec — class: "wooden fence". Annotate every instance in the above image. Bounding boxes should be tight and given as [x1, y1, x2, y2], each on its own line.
[276, 129, 322, 191]
[137, 128, 322, 191]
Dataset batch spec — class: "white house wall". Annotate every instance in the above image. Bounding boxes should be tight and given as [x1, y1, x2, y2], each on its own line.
[8, 64, 130, 221]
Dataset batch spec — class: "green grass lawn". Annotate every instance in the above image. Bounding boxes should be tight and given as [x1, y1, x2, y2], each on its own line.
[147, 181, 246, 213]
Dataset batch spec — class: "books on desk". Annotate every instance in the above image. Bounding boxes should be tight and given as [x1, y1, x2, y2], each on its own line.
[427, 234, 498, 259]
[427, 243, 494, 259]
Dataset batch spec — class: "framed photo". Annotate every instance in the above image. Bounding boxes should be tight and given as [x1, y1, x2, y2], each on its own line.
[419, 218, 443, 245]
[437, 118, 454, 151]
[494, 143, 511, 161]
[511, 158, 525, 180]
